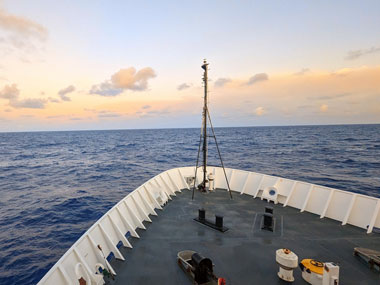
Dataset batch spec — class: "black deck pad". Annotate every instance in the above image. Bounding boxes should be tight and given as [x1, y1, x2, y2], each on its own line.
[194, 217, 229, 232]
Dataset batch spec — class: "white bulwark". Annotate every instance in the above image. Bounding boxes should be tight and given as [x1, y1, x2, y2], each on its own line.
[38, 166, 380, 284]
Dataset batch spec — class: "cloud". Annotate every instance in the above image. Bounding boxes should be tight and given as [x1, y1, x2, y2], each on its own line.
[81, 109, 122, 118]
[294, 68, 310, 76]
[48, 97, 60, 103]
[330, 68, 353, 77]
[177, 83, 190, 91]
[90, 67, 156, 96]
[142, 105, 151, 109]
[0, 5, 48, 54]
[254, 106, 266, 116]
[297, 105, 313, 109]
[0, 84, 46, 109]
[312, 93, 350, 101]
[98, 112, 121, 118]
[247, 73, 268, 85]
[58, 85, 75, 101]
[83, 108, 98, 113]
[112, 67, 156, 90]
[82, 108, 122, 118]
[0, 8, 47, 40]
[90, 81, 122, 96]
[9, 97, 46, 109]
[212, 74, 267, 87]
[136, 108, 170, 118]
[345, 46, 380, 60]
[47, 115, 65, 119]
[0, 83, 19, 99]
[320, 104, 328, 112]
[214, 78, 231, 87]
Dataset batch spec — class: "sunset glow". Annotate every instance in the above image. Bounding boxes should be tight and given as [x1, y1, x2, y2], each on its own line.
[1, 1, 379, 131]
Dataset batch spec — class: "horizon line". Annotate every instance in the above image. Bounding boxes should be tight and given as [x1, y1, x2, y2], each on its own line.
[1, 122, 379, 134]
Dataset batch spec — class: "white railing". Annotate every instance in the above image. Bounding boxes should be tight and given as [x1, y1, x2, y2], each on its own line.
[38, 166, 380, 284]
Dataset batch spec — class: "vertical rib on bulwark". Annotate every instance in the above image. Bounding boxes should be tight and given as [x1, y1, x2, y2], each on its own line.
[166, 171, 182, 193]
[123, 200, 146, 229]
[367, 200, 380, 233]
[254, 175, 265, 198]
[87, 234, 117, 275]
[284, 181, 297, 207]
[320, 189, 334, 219]
[152, 179, 172, 200]
[143, 185, 163, 210]
[228, 169, 235, 191]
[107, 215, 132, 248]
[73, 247, 98, 283]
[159, 175, 176, 196]
[240, 172, 251, 195]
[301, 185, 314, 212]
[168, 171, 182, 193]
[342, 194, 357, 225]
[98, 223, 125, 260]
[131, 194, 152, 222]
[178, 168, 190, 190]
[137, 189, 157, 216]
[58, 265, 72, 285]
[115, 205, 140, 238]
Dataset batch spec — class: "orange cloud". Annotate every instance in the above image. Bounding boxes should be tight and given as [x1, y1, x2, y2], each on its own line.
[0, 84, 47, 109]
[320, 104, 328, 112]
[90, 67, 156, 96]
[0, 7, 47, 40]
[254, 106, 266, 116]
[0, 3, 47, 59]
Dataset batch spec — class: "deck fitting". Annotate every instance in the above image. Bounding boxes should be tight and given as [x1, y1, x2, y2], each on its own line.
[262, 213, 274, 232]
[194, 208, 228, 232]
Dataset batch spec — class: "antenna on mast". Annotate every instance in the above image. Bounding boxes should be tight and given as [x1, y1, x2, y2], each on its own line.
[192, 60, 233, 200]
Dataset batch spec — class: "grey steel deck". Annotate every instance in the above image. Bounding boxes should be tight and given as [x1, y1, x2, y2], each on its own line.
[108, 189, 380, 284]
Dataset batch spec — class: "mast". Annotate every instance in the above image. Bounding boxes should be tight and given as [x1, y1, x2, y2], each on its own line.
[201, 59, 209, 190]
[192, 60, 233, 200]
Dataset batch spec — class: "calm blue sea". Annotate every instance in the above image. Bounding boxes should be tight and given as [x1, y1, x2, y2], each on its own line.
[0, 125, 379, 284]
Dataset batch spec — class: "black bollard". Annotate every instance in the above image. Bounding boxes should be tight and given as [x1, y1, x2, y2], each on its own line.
[215, 215, 223, 229]
[198, 209, 206, 221]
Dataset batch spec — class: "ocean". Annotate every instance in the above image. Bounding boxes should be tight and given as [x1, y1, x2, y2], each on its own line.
[0, 125, 379, 284]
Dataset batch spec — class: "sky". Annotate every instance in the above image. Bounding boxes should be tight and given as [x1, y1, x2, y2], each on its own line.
[0, 0, 379, 132]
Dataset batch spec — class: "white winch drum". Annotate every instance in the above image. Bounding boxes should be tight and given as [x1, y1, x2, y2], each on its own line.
[276, 248, 298, 282]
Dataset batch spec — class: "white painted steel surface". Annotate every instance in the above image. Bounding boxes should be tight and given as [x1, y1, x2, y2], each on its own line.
[38, 166, 380, 284]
